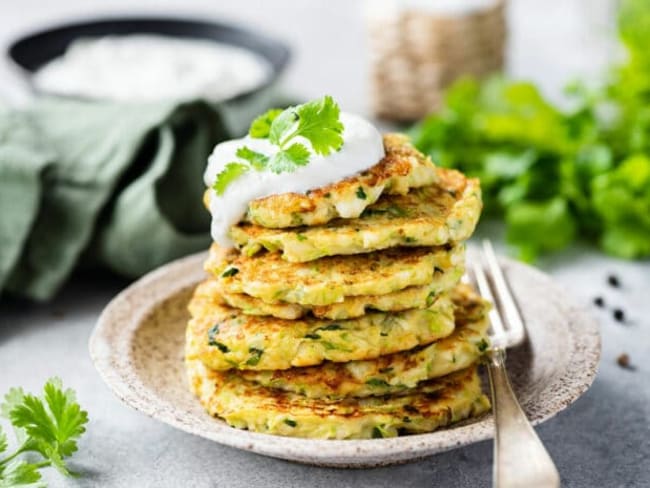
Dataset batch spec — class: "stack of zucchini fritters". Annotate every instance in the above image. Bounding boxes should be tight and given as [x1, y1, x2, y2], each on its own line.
[186, 134, 491, 439]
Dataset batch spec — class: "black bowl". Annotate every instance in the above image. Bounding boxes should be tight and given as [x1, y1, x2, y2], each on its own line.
[6, 16, 291, 102]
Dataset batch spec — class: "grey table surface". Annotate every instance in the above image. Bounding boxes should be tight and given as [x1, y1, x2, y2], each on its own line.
[1, 1, 649, 487]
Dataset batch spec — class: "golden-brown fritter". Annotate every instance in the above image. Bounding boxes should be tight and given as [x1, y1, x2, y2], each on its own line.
[230, 168, 481, 262]
[185, 292, 455, 371]
[187, 361, 489, 439]
[204, 243, 465, 306]
[240, 284, 490, 399]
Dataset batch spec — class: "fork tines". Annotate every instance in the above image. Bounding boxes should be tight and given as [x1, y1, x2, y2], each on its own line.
[468, 240, 526, 350]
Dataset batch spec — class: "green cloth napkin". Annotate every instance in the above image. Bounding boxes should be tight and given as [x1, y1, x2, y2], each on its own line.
[0, 97, 232, 301]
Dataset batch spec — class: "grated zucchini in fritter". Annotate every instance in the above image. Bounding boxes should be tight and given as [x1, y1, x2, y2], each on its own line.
[187, 361, 489, 439]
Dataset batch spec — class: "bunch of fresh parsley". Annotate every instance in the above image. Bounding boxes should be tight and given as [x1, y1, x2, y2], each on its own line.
[0, 378, 88, 487]
[213, 95, 344, 195]
[410, 0, 650, 261]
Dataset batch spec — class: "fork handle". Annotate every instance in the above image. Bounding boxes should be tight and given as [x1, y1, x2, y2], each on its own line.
[487, 349, 561, 488]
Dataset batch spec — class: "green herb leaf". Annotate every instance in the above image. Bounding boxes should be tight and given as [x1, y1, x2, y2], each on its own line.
[283, 419, 297, 428]
[269, 107, 299, 147]
[207, 324, 220, 348]
[7, 378, 88, 474]
[208, 340, 230, 353]
[362, 205, 407, 218]
[314, 324, 343, 332]
[365, 378, 390, 388]
[477, 339, 489, 353]
[0, 426, 6, 455]
[213, 163, 250, 196]
[0, 460, 44, 487]
[321, 341, 340, 351]
[0, 378, 88, 485]
[356, 187, 367, 199]
[1, 388, 25, 419]
[267, 143, 311, 174]
[236, 146, 269, 170]
[42, 379, 87, 461]
[269, 95, 344, 155]
[245, 348, 264, 366]
[1, 388, 28, 446]
[372, 426, 388, 438]
[291, 95, 345, 155]
[221, 267, 239, 278]
[249, 108, 283, 138]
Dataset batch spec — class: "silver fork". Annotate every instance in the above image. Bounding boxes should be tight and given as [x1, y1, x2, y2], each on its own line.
[469, 240, 560, 488]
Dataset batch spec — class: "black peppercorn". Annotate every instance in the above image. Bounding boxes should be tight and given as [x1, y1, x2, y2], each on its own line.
[593, 297, 604, 307]
[613, 308, 625, 322]
[607, 274, 620, 288]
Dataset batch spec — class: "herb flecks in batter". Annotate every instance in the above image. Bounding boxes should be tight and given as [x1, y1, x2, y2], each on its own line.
[221, 267, 239, 278]
[245, 347, 264, 366]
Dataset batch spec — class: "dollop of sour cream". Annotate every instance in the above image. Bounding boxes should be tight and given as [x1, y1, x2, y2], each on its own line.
[204, 112, 385, 247]
[33, 35, 271, 102]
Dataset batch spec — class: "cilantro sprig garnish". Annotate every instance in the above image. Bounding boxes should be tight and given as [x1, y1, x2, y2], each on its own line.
[213, 95, 345, 195]
[0, 378, 89, 486]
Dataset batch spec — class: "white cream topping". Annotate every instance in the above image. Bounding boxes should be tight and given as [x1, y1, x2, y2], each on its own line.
[204, 112, 385, 247]
[33, 35, 271, 102]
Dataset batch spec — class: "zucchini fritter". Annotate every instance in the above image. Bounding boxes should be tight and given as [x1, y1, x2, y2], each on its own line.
[191, 266, 463, 320]
[187, 361, 490, 439]
[205, 243, 465, 306]
[186, 293, 456, 371]
[240, 285, 489, 398]
[206, 134, 438, 229]
[230, 168, 481, 262]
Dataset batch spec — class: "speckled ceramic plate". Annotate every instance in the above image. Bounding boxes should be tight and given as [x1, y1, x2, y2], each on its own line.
[89, 252, 600, 468]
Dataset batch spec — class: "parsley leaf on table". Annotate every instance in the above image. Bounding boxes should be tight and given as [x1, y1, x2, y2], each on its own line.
[0, 427, 6, 455]
[0, 460, 44, 487]
[0, 378, 88, 486]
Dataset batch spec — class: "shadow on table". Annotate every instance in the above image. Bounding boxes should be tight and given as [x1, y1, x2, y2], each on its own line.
[0, 269, 129, 342]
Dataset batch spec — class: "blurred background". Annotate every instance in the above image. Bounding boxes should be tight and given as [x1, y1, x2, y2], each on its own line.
[1, 0, 620, 110]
